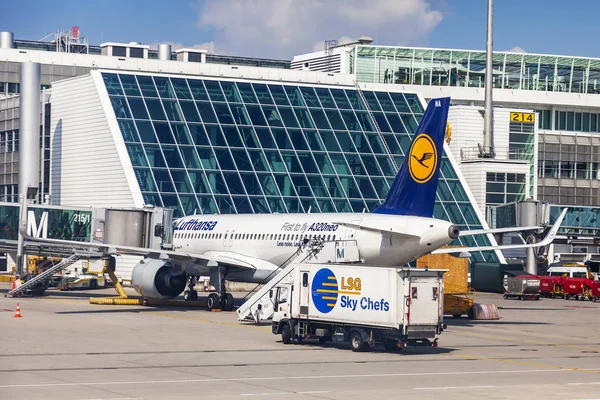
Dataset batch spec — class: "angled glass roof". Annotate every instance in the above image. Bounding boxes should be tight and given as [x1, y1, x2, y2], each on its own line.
[102, 72, 499, 262]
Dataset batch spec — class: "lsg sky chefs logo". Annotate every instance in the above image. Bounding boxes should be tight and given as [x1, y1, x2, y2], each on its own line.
[311, 268, 389, 314]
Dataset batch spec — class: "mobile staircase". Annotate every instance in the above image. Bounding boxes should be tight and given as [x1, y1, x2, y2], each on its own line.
[8, 254, 81, 297]
[237, 238, 360, 323]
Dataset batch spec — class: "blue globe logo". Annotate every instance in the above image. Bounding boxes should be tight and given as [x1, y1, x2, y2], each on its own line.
[312, 268, 338, 313]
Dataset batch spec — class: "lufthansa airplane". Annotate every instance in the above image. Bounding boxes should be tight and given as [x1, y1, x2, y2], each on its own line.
[21, 97, 566, 310]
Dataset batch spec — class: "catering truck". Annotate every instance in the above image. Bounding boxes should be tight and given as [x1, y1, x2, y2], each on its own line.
[271, 264, 446, 352]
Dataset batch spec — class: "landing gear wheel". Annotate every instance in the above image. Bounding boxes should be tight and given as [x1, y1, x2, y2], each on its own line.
[184, 290, 198, 301]
[221, 293, 234, 311]
[350, 331, 367, 352]
[207, 293, 221, 310]
[282, 325, 291, 344]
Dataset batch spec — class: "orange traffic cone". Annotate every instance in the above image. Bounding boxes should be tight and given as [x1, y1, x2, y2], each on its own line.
[14, 303, 22, 318]
[10, 280, 16, 291]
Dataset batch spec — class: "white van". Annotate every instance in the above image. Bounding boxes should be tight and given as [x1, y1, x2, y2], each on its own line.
[546, 265, 591, 279]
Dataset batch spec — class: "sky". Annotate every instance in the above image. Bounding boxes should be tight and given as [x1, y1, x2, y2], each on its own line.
[3, 0, 600, 60]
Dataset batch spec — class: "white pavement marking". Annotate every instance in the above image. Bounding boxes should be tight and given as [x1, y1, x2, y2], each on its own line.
[0, 368, 569, 389]
[568, 382, 600, 385]
[239, 392, 331, 397]
[415, 385, 495, 390]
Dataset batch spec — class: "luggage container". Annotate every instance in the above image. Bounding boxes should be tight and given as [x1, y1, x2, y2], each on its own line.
[538, 276, 564, 298]
[592, 281, 600, 302]
[563, 277, 594, 301]
[503, 276, 540, 300]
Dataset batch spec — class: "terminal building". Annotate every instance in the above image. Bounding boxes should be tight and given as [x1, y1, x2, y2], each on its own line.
[2, 28, 600, 277]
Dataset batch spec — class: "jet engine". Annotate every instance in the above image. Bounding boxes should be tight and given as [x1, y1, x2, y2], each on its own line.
[131, 258, 187, 299]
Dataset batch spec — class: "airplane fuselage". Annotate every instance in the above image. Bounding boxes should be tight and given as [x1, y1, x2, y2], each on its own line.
[172, 212, 457, 281]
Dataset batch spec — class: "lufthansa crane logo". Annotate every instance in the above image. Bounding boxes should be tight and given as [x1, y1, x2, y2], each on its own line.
[408, 133, 437, 184]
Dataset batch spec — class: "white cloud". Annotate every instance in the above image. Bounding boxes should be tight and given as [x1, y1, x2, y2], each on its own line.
[507, 46, 527, 53]
[197, 0, 444, 59]
[148, 40, 216, 54]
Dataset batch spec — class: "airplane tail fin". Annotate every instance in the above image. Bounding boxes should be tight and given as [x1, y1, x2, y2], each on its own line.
[373, 97, 450, 217]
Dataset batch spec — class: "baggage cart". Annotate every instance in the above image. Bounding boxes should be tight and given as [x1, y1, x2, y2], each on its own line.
[503, 277, 540, 300]
[563, 277, 593, 301]
[538, 276, 564, 298]
[592, 281, 600, 302]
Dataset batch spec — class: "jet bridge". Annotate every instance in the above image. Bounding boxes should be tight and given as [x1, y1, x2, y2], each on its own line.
[1, 202, 174, 294]
[237, 238, 360, 322]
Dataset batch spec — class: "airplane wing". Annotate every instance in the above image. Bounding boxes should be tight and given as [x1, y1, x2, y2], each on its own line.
[202, 251, 282, 271]
[333, 222, 421, 239]
[432, 208, 567, 254]
[17, 228, 259, 271]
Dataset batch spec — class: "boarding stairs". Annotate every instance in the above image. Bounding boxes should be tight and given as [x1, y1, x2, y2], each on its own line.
[8, 254, 81, 297]
[354, 80, 399, 172]
[237, 238, 360, 323]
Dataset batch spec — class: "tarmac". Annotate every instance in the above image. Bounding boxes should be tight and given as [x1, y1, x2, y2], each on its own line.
[2, 284, 600, 400]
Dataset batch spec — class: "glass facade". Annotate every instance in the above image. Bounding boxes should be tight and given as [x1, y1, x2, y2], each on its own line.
[354, 46, 600, 95]
[103, 72, 498, 262]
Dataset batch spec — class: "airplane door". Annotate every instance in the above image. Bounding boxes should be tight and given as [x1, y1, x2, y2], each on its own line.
[299, 269, 310, 315]
[223, 230, 229, 247]
[229, 230, 234, 247]
[343, 219, 362, 240]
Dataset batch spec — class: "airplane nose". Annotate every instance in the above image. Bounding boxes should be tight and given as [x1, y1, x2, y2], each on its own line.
[448, 225, 460, 239]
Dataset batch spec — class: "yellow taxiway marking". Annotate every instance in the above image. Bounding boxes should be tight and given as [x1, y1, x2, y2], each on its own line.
[151, 312, 271, 331]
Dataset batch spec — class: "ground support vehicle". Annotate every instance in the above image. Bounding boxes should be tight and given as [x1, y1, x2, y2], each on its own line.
[563, 277, 594, 300]
[444, 291, 475, 318]
[503, 277, 540, 300]
[60, 274, 107, 290]
[538, 276, 564, 298]
[271, 264, 446, 352]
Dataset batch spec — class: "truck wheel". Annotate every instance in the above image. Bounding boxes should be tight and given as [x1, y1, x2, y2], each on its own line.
[282, 325, 291, 344]
[384, 339, 400, 351]
[318, 337, 327, 345]
[350, 331, 366, 352]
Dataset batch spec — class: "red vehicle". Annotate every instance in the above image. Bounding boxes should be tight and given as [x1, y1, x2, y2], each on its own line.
[563, 277, 594, 300]
[592, 281, 600, 302]
[538, 276, 564, 298]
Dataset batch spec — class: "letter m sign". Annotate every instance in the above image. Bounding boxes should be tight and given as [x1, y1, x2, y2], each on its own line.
[27, 210, 48, 238]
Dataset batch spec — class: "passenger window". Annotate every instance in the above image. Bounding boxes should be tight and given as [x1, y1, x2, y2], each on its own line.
[327, 235, 330, 241]
[302, 273, 309, 287]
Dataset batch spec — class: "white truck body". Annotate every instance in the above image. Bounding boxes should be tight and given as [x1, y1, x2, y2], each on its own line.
[272, 264, 446, 351]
